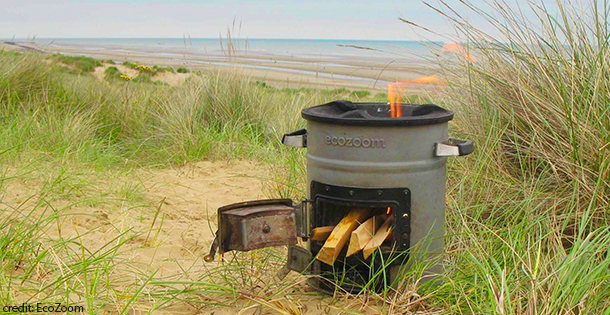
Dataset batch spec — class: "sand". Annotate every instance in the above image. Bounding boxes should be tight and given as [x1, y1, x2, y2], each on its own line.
[5, 161, 292, 313]
[3, 158, 402, 313]
[6, 40, 438, 92]
[5, 160, 380, 314]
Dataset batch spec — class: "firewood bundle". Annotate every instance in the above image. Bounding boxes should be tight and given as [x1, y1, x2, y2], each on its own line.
[314, 208, 394, 265]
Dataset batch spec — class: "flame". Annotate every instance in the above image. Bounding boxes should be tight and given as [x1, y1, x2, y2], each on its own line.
[386, 206, 391, 215]
[387, 76, 444, 117]
[387, 42, 474, 118]
[410, 74, 444, 85]
[441, 42, 474, 62]
[388, 83, 402, 118]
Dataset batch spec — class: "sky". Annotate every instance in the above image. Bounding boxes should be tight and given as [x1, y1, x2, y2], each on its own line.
[0, 0, 556, 41]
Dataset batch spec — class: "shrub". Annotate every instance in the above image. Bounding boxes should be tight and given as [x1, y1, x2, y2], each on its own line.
[176, 67, 189, 73]
[350, 90, 370, 98]
[122, 61, 137, 69]
[153, 65, 174, 73]
[135, 64, 156, 75]
[53, 54, 101, 72]
[255, 81, 267, 88]
[104, 66, 123, 80]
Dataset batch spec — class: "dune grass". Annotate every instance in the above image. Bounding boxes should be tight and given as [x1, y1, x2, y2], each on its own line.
[1, 1, 609, 312]
[421, 1, 610, 313]
[0, 51, 395, 313]
[53, 54, 101, 73]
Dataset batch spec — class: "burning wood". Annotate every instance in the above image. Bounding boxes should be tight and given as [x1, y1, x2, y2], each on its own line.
[346, 214, 387, 257]
[310, 226, 335, 241]
[316, 208, 371, 265]
[363, 215, 394, 259]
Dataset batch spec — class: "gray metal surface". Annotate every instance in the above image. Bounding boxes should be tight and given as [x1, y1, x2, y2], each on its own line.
[305, 120, 450, 279]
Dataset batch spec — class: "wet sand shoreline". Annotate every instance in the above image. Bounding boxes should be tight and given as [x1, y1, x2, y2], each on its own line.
[2, 40, 438, 91]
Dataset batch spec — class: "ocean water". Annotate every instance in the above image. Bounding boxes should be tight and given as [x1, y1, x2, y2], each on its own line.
[30, 38, 440, 61]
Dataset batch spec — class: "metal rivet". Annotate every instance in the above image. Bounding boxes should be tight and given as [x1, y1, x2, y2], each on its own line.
[404, 190, 409, 195]
[349, 190, 354, 196]
[402, 232, 409, 239]
[325, 186, 330, 191]
[402, 213, 409, 219]
[377, 190, 383, 196]
[262, 223, 271, 233]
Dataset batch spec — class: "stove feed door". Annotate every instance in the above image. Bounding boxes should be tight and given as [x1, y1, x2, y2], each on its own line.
[214, 199, 298, 256]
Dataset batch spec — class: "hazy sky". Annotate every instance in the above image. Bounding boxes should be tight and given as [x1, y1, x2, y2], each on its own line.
[1, 0, 554, 40]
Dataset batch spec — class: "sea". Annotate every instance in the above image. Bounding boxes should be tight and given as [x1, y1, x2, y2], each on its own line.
[22, 38, 440, 61]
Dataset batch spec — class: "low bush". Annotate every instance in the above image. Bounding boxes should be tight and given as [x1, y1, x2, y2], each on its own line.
[53, 54, 101, 72]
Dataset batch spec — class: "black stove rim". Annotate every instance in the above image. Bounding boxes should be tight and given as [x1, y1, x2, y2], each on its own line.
[301, 100, 454, 126]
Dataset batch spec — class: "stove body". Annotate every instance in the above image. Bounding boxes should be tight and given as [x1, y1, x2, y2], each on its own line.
[205, 100, 473, 293]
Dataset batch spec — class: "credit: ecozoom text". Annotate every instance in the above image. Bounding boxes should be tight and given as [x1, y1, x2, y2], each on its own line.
[2, 303, 84, 313]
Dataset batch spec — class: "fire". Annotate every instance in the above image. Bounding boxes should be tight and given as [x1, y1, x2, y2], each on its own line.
[388, 83, 402, 118]
[387, 76, 444, 118]
[387, 42, 474, 118]
[441, 42, 474, 62]
[409, 74, 444, 85]
[386, 206, 391, 215]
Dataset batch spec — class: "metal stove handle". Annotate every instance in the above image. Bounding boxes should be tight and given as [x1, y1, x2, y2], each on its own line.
[435, 138, 474, 157]
[282, 128, 307, 148]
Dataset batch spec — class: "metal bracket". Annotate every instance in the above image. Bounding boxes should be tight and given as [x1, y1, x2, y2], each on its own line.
[287, 245, 313, 274]
[282, 128, 307, 148]
[294, 200, 312, 239]
[277, 245, 314, 279]
[435, 138, 474, 156]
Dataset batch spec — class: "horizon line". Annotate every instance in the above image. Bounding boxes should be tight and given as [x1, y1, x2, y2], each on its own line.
[3, 36, 444, 43]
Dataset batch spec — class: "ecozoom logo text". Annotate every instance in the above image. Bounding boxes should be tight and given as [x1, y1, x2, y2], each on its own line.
[324, 135, 386, 148]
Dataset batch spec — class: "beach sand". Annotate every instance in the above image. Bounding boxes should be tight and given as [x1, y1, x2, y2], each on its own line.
[5, 160, 345, 314]
[6, 40, 437, 92]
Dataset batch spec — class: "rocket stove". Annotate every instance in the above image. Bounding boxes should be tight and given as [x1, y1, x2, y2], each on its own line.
[204, 100, 473, 293]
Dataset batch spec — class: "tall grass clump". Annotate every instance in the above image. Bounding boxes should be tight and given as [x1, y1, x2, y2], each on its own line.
[53, 54, 101, 73]
[0, 52, 358, 168]
[437, 0, 609, 214]
[103, 66, 123, 80]
[412, 1, 610, 313]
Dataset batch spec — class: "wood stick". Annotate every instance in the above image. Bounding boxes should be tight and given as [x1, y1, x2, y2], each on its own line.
[346, 214, 387, 257]
[310, 226, 335, 242]
[363, 216, 394, 259]
[317, 208, 371, 265]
